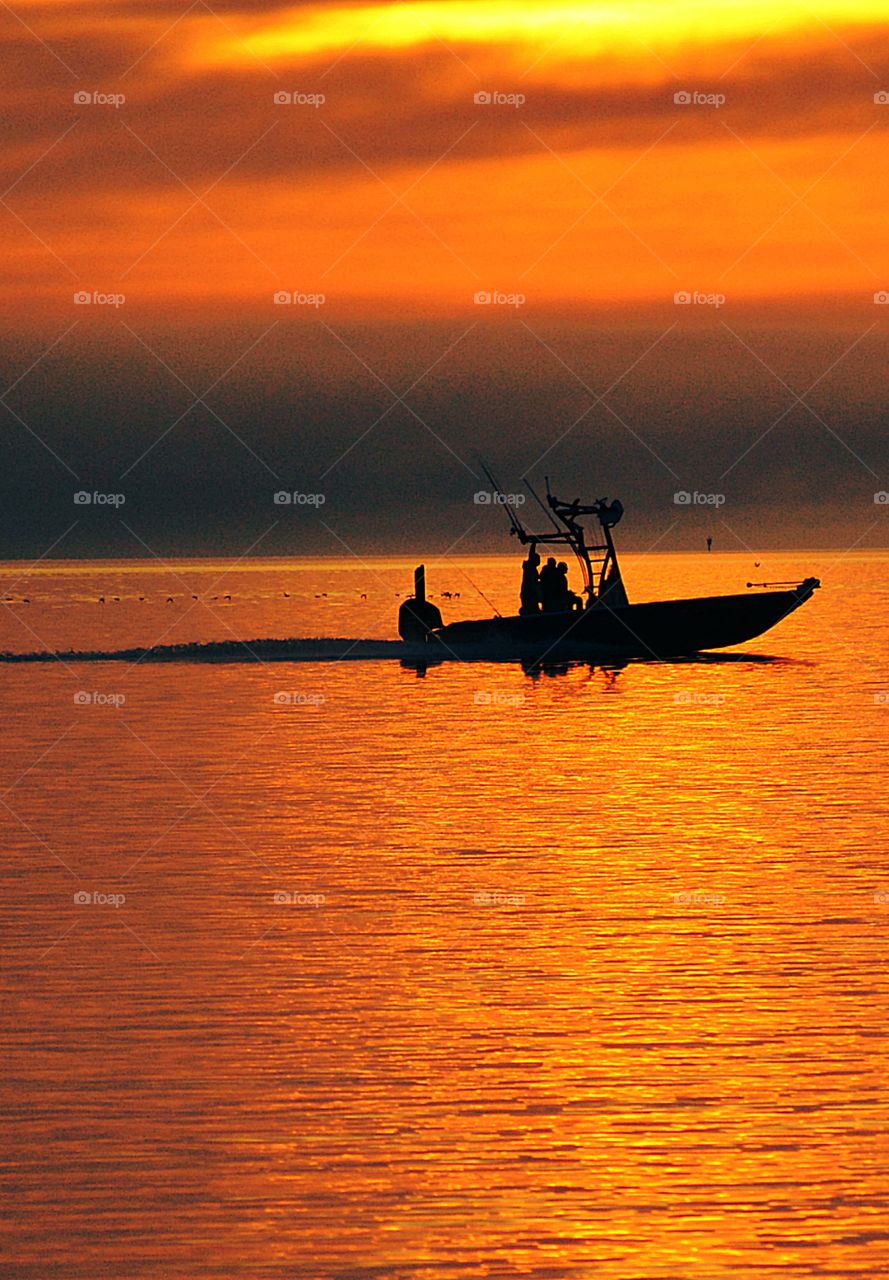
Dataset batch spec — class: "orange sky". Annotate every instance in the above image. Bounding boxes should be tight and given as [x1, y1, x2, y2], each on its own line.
[2, 0, 889, 316]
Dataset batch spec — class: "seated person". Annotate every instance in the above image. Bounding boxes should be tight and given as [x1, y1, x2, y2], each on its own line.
[539, 557, 562, 612]
[557, 562, 582, 612]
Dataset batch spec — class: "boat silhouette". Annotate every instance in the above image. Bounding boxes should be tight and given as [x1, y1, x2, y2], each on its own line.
[398, 476, 819, 661]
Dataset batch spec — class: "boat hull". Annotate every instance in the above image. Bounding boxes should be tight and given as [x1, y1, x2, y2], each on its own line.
[429, 579, 819, 660]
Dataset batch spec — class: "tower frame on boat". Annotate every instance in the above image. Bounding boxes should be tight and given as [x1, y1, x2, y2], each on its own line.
[507, 480, 629, 610]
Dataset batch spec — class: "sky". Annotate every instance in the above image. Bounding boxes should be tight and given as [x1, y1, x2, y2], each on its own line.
[1, 0, 888, 557]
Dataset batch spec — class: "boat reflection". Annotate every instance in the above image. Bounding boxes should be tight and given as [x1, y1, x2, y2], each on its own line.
[401, 650, 788, 680]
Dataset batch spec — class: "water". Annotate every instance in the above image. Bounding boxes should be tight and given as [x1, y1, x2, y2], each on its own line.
[1, 552, 887, 1279]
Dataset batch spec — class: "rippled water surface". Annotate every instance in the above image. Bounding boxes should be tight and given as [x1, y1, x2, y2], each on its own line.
[1, 552, 887, 1279]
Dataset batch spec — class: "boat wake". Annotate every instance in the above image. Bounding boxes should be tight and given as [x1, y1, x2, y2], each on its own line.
[0, 638, 423, 664]
[0, 636, 790, 667]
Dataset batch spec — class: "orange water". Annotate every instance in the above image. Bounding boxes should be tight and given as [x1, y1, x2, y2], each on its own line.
[1, 553, 887, 1279]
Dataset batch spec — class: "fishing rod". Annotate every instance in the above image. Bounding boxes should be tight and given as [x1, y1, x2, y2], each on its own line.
[522, 477, 562, 533]
[455, 566, 502, 617]
[476, 457, 527, 539]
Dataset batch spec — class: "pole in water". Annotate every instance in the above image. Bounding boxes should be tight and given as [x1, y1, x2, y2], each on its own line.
[707, 536, 713, 552]
[415, 564, 426, 603]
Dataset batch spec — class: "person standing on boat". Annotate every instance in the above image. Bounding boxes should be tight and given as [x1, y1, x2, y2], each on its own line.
[519, 547, 541, 615]
[539, 557, 562, 612]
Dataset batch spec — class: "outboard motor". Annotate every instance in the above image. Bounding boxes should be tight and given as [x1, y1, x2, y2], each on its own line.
[398, 564, 443, 643]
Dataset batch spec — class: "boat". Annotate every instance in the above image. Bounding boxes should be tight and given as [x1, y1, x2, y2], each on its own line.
[397, 477, 819, 661]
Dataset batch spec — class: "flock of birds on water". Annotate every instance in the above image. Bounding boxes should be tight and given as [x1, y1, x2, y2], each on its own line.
[0, 590, 464, 605]
[4, 558, 775, 609]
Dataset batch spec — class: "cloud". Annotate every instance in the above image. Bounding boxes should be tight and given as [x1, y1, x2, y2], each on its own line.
[3, 6, 889, 191]
[0, 313, 885, 558]
[2, 3, 888, 311]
